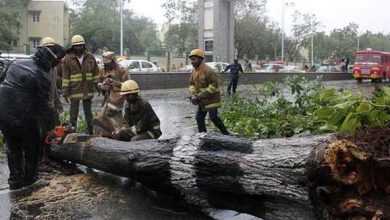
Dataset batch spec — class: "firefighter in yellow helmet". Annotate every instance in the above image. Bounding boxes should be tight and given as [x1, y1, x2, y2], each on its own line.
[112, 80, 162, 141]
[62, 34, 99, 134]
[40, 37, 65, 163]
[188, 48, 230, 135]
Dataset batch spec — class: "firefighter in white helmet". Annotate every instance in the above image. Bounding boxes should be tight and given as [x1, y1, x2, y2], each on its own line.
[93, 51, 129, 137]
[112, 80, 162, 141]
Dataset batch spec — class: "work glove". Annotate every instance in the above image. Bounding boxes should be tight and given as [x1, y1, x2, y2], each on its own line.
[97, 82, 110, 92]
[191, 96, 200, 105]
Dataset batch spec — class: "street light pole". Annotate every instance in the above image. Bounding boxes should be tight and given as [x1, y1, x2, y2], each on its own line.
[311, 21, 314, 66]
[120, 0, 124, 56]
[281, 0, 285, 62]
[357, 35, 360, 50]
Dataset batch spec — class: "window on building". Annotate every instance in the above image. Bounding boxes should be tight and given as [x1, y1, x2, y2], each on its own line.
[30, 11, 40, 22]
[30, 38, 41, 49]
[205, 40, 213, 52]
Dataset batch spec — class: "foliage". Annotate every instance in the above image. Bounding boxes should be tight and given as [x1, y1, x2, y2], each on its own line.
[162, 0, 198, 54]
[286, 11, 321, 62]
[234, 0, 281, 59]
[70, 0, 162, 55]
[59, 112, 89, 133]
[0, 0, 30, 51]
[220, 76, 390, 139]
[328, 23, 359, 60]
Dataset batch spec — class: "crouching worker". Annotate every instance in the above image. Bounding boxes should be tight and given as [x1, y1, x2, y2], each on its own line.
[112, 80, 162, 141]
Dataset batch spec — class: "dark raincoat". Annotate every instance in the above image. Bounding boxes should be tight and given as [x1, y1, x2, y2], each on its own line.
[0, 46, 60, 189]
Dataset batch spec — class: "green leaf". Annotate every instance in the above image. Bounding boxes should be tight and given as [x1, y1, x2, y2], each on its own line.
[340, 113, 360, 133]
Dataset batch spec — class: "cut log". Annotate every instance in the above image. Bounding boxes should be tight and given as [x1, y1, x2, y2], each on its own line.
[49, 133, 390, 220]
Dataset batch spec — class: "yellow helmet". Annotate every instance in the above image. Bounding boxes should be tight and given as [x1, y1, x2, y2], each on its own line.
[71, 35, 85, 46]
[120, 80, 140, 95]
[189, 49, 205, 59]
[42, 37, 56, 46]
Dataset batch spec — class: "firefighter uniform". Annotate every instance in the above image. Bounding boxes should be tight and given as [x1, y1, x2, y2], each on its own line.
[115, 80, 162, 141]
[188, 49, 229, 135]
[62, 35, 99, 134]
[94, 51, 129, 137]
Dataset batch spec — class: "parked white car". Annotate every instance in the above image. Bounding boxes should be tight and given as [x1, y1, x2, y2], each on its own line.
[258, 63, 285, 73]
[118, 60, 160, 73]
[0, 53, 31, 74]
[205, 62, 230, 72]
[280, 65, 306, 73]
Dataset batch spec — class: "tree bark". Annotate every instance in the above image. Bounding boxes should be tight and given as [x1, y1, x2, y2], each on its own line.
[49, 133, 390, 220]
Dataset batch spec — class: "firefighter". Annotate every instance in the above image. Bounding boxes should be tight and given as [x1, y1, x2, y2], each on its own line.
[0, 43, 66, 189]
[112, 80, 162, 141]
[62, 35, 99, 134]
[94, 51, 129, 137]
[188, 49, 230, 135]
[42, 37, 63, 116]
[41, 37, 65, 163]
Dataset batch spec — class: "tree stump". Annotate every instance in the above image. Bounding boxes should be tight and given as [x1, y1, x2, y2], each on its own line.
[50, 132, 390, 220]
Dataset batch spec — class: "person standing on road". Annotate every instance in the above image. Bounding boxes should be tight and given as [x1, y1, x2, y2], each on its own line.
[62, 35, 99, 134]
[243, 58, 252, 73]
[224, 58, 244, 95]
[94, 51, 129, 137]
[188, 49, 230, 135]
[40, 37, 65, 163]
[0, 43, 66, 189]
[112, 80, 162, 141]
[344, 56, 350, 73]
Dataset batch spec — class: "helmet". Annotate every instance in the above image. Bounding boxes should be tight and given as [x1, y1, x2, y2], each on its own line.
[189, 49, 205, 59]
[120, 80, 140, 95]
[71, 35, 85, 46]
[102, 51, 115, 64]
[42, 37, 56, 46]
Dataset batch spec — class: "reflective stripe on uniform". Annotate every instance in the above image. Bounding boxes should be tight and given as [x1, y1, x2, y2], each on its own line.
[62, 79, 70, 87]
[204, 102, 221, 109]
[93, 75, 100, 83]
[189, 85, 197, 94]
[206, 84, 218, 94]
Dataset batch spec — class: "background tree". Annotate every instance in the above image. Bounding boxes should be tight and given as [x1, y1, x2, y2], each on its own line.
[286, 11, 321, 63]
[0, 0, 30, 51]
[234, 0, 281, 59]
[162, 0, 198, 55]
[311, 32, 334, 63]
[69, 0, 162, 55]
[72, 0, 120, 53]
[328, 22, 358, 61]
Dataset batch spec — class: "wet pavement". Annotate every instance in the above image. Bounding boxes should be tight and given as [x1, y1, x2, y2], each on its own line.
[0, 80, 388, 219]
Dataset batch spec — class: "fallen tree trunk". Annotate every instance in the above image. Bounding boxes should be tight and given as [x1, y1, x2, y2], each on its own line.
[50, 133, 390, 220]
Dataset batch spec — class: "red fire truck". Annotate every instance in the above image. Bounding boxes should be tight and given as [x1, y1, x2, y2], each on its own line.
[352, 49, 390, 83]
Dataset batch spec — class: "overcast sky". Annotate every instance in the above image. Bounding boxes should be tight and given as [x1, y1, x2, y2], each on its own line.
[127, 0, 390, 35]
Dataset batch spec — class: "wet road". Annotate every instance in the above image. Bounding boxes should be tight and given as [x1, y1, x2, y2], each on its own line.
[0, 80, 388, 219]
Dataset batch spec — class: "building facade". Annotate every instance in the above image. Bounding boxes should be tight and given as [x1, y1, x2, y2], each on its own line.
[198, 0, 235, 63]
[12, 0, 71, 53]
